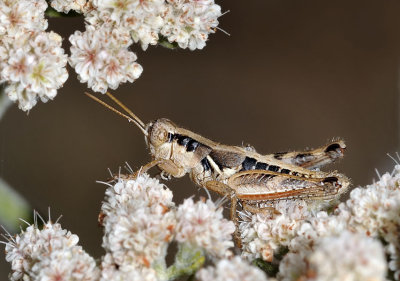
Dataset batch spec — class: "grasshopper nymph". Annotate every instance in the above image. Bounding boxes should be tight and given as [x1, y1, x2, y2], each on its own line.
[86, 92, 350, 244]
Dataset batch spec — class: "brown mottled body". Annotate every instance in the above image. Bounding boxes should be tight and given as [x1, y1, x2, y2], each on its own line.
[86, 92, 351, 245]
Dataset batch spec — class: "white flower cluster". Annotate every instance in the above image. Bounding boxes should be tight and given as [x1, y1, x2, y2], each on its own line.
[69, 25, 143, 93]
[101, 174, 235, 267]
[196, 256, 269, 281]
[3, 173, 236, 280]
[338, 165, 400, 280]
[0, 0, 48, 35]
[85, 0, 222, 51]
[0, 0, 224, 109]
[0, 0, 68, 111]
[239, 200, 313, 262]
[278, 230, 387, 281]
[51, 0, 88, 13]
[277, 213, 386, 281]
[100, 253, 159, 281]
[240, 164, 400, 281]
[175, 197, 235, 258]
[309, 231, 386, 281]
[4, 218, 99, 281]
[161, 0, 222, 50]
[101, 173, 176, 269]
[71, 0, 222, 92]
[9, 163, 400, 281]
[86, 0, 166, 50]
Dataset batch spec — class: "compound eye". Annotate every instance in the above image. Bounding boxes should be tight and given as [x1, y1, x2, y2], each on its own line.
[157, 130, 168, 142]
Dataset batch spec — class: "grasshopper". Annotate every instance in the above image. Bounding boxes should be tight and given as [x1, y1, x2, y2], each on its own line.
[86, 92, 350, 244]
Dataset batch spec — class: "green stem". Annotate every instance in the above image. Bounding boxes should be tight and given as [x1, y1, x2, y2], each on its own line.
[0, 178, 31, 233]
[0, 86, 30, 233]
[45, 6, 81, 18]
[155, 243, 205, 281]
[252, 258, 280, 277]
[0, 85, 12, 119]
[158, 36, 179, 50]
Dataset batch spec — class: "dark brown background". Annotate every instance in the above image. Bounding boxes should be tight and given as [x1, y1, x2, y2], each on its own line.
[1, 0, 400, 278]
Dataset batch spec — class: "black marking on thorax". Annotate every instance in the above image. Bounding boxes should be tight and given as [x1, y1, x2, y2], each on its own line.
[201, 157, 212, 172]
[167, 132, 174, 142]
[176, 134, 191, 146]
[171, 133, 201, 153]
[187, 140, 199, 152]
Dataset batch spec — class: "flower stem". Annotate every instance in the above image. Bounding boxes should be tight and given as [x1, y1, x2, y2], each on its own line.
[0, 86, 30, 232]
[0, 85, 11, 119]
[45, 6, 81, 18]
[0, 178, 30, 233]
[156, 243, 205, 281]
[158, 36, 179, 50]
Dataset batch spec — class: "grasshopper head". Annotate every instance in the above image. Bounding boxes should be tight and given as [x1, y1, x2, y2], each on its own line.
[145, 118, 177, 160]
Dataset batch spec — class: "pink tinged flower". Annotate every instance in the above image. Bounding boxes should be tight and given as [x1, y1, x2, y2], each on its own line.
[196, 256, 269, 281]
[161, 0, 222, 50]
[3, 49, 35, 84]
[1, 31, 68, 111]
[69, 25, 143, 93]
[32, 247, 100, 281]
[88, 0, 166, 50]
[175, 197, 235, 258]
[50, 0, 88, 13]
[101, 174, 176, 268]
[239, 200, 311, 262]
[69, 29, 103, 81]
[309, 231, 387, 281]
[100, 254, 159, 281]
[3, 219, 98, 281]
[4, 84, 38, 111]
[0, 0, 48, 35]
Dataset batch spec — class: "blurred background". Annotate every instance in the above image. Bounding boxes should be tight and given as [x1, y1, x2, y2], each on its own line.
[1, 0, 400, 278]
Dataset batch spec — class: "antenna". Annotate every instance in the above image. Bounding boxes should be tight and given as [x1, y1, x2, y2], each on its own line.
[85, 92, 148, 136]
[105, 92, 146, 128]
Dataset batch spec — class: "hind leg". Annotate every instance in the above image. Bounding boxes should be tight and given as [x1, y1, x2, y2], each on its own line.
[268, 140, 346, 170]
